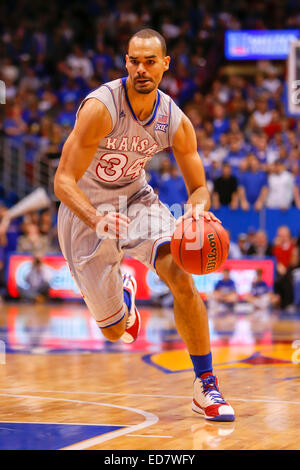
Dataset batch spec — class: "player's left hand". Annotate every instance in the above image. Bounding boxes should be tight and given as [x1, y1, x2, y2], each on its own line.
[175, 206, 222, 226]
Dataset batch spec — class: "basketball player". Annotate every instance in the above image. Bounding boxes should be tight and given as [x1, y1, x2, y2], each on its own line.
[54, 29, 235, 422]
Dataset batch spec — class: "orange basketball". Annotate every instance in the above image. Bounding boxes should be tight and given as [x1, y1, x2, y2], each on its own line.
[170, 216, 229, 275]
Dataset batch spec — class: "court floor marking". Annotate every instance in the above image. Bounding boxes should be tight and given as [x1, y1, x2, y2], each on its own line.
[0, 393, 159, 450]
[1, 389, 299, 406]
[0, 420, 131, 427]
[127, 434, 173, 438]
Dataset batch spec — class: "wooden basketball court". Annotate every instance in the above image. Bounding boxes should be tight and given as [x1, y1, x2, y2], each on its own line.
[0, 302, 299, 450]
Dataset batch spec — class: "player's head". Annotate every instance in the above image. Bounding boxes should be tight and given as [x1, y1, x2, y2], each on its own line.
[126, 28, 170, 94]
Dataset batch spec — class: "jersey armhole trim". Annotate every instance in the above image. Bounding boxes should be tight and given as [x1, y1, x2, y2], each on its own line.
[77, 94, 117, 138]
[168, 97, 172, 147]
[101, 84, 119, 137]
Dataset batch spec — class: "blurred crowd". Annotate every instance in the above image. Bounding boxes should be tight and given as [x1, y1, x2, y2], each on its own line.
[1, 0, 300, 210]
[1, 0, 300, 308]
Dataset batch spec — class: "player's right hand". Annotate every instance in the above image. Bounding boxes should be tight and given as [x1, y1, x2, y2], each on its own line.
[95, 212, 130, 240]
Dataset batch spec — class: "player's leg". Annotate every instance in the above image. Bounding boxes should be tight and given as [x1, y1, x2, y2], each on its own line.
[57, 207, 139, 343]
[155, 242, 211, 355]
[72, 263, 140, 344]
[122, 187, 234, 421]
[155, 243, 235, 421]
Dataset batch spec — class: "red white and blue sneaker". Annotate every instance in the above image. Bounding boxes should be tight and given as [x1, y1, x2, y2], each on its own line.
[192, 373, 235, 422]
[121, 273, 141, 344]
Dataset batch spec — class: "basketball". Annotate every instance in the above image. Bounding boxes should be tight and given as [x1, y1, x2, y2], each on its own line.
[171, 216, 229, 275]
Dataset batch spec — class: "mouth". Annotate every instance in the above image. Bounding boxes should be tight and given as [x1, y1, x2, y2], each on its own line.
[135, 78, 151, 85]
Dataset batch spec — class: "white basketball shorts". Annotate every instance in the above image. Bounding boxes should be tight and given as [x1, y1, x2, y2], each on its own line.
[57, 184, 176, 328]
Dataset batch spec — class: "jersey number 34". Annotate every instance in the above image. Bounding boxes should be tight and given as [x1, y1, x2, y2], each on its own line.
[96, 153, 151, 182]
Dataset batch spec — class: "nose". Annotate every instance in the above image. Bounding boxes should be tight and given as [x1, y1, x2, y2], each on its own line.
[136, 62, 146, 74]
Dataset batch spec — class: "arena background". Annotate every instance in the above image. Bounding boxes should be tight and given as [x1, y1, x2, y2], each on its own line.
[1, 0, 300, 310]
[0, 0, 300, 452]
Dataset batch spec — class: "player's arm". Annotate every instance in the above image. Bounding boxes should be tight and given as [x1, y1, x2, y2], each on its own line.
[172, 114, 219, 222]
[54, 99, 129, 236]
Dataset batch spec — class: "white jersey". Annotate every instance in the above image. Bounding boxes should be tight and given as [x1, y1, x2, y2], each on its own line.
[58, 77, 183, 326]
[75, 77, 183, 206]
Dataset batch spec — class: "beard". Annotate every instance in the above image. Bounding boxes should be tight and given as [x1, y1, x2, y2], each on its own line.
[133, 78, 156, 94]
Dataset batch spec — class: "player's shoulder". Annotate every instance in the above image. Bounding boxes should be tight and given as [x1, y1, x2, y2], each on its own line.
[157, 88, 184, 123]
[86, 78, 122, 98]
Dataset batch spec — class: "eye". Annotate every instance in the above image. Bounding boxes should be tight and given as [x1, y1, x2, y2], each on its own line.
[131, 59, 138, 65]
[147, 60, 155, 65]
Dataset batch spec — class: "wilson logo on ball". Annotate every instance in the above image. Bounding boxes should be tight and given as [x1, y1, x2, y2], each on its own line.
[206, 233, 218, 272]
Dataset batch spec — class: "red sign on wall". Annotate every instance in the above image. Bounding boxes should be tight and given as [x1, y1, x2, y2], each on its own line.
[7, 254, 274, 300]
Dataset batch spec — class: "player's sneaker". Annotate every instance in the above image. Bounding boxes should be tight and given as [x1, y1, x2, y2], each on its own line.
[121, 273, 141, 344]
[192, 373, 235, 422]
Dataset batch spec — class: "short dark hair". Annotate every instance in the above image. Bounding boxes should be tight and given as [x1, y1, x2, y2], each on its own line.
[129, 28, 167, 56]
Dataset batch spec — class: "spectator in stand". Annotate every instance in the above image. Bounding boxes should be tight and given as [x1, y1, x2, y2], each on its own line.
[212, 268, 238, 308]
[3, 104, 27, 143]
[158, 157, 172, 183]
[210, 133, 229, 164]
[17, 223, 50, 255]
[158, 164, 187, 208]
[43, 123, 64, 159]
[249, 96, 272, 129]
[263, 66, 282, 95]
[273, 226, 296, 270]
[198, 137, 215, 180]
[247, 230, 273, 258]
[212, 163, 238, 209]
[253, 72, 269, 97]
[237, 233, 250, 257]
[237, 154, 268, 210]
[66, 44, 94, 81]
[244, 269, 279, 310]
[223, 138, 247, 177]
[146, 168, 160, 194]
[264, 110, 282, 140]
[39, 210, 60, 252]
[212, 103, 230, 143]
[250, 133, 271, 167]
[265, 161, 294, 210]
[18, 255, 51, 303]
[56, 98, 77, 130]
[185, 107, 203, 130]
[227, 230, 242, 259]
[273, 227, 299, 309]
[286, 147, 300, 172]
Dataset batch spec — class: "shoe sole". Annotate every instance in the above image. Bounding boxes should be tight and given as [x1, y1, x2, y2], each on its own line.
[192, 401, 235, 422]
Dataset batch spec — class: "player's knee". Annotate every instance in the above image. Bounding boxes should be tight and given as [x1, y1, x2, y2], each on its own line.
[157, 255, 195, 299]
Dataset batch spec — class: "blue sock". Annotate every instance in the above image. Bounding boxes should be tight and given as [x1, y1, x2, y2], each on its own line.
[190, 352, 213, 378]
[123, 289, 132, 312]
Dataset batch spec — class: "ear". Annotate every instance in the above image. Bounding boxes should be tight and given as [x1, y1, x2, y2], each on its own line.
[163, 55, 171, 72]
[125, 54, 129, 71]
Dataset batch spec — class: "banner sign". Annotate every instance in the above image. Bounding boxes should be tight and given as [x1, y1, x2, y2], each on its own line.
[225, 30, 300, 60]
[7, 254, 274, 300]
